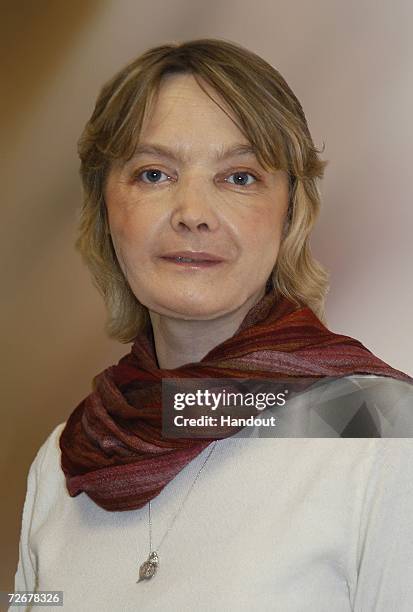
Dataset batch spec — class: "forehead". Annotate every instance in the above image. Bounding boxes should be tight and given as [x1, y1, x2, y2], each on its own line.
[147, 72, 232, 119]
[137, 73, 253, 160]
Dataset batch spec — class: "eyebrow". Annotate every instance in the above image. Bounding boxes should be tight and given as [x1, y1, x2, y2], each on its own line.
[130, 142, 258, 163]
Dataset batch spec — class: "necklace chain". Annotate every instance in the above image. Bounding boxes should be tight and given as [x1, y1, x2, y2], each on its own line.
[137, 441, 218, 583]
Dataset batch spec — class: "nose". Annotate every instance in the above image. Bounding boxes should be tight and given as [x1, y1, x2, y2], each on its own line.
[169, 174, 220, 233]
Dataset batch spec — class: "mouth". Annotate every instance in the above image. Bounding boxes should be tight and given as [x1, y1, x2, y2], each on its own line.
[158, 250, 226, 268]
[159, 256, 225, 269]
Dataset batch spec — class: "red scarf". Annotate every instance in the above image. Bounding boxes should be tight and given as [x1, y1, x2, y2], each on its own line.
[59, 290, 412, 511]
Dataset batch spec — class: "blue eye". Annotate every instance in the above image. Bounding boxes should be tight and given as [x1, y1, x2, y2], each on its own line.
[139, 169, 169, 183]
[134, 168, 259, 187]
[226, 172, 257, 186]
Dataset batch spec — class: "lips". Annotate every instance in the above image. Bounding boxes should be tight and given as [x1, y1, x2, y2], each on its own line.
[159, 251, 225, 262]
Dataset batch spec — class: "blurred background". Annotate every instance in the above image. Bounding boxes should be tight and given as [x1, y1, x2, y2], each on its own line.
[1, 0, 412, 596]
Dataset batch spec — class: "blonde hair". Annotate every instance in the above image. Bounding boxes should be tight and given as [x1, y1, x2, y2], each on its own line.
[76, 38, 330, 343]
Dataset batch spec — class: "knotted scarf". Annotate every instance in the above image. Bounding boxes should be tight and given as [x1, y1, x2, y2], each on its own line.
[59, 289, 412, 511]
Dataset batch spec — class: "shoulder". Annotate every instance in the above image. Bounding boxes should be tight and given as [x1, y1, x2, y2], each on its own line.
[309, 374, 413, 437]
[26, 422, 67, 513]
[352, 437, 413, 608]
[13, 422, 68, 591]
[31, 421, 66, 475]
[353, 437, 413, 538]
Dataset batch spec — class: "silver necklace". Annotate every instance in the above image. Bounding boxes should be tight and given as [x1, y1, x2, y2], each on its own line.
[137, 441, 218, 583]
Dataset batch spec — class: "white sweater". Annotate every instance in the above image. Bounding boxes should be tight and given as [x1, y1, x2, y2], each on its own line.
[12, 415, 413, 611]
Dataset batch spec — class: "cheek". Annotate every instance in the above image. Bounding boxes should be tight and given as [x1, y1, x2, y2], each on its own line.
[239, 206, 284, 255]
[110, 210, 150, 259]
[106, 181, 148, 247]
[108, 225, 142, 281]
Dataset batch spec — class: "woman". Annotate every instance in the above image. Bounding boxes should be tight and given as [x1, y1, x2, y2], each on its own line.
[12, 38, 413, 611]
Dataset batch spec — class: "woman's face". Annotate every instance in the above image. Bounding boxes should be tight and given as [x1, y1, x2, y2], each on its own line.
[105, 73, 290, 321]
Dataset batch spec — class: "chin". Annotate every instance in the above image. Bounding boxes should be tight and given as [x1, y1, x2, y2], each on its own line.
[156, 294, 233, 319]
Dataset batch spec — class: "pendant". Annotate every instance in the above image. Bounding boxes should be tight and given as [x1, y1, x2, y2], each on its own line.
[137, 551, 160, 583]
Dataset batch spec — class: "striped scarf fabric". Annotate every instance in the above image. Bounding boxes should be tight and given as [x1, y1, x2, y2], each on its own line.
[59, 290, 412, 511]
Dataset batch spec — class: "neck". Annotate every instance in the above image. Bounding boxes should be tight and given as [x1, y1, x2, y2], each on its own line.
[149, 287, 266, 370]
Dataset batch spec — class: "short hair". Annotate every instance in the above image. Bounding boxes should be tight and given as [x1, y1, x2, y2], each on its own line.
[76, 38, 329, 343]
